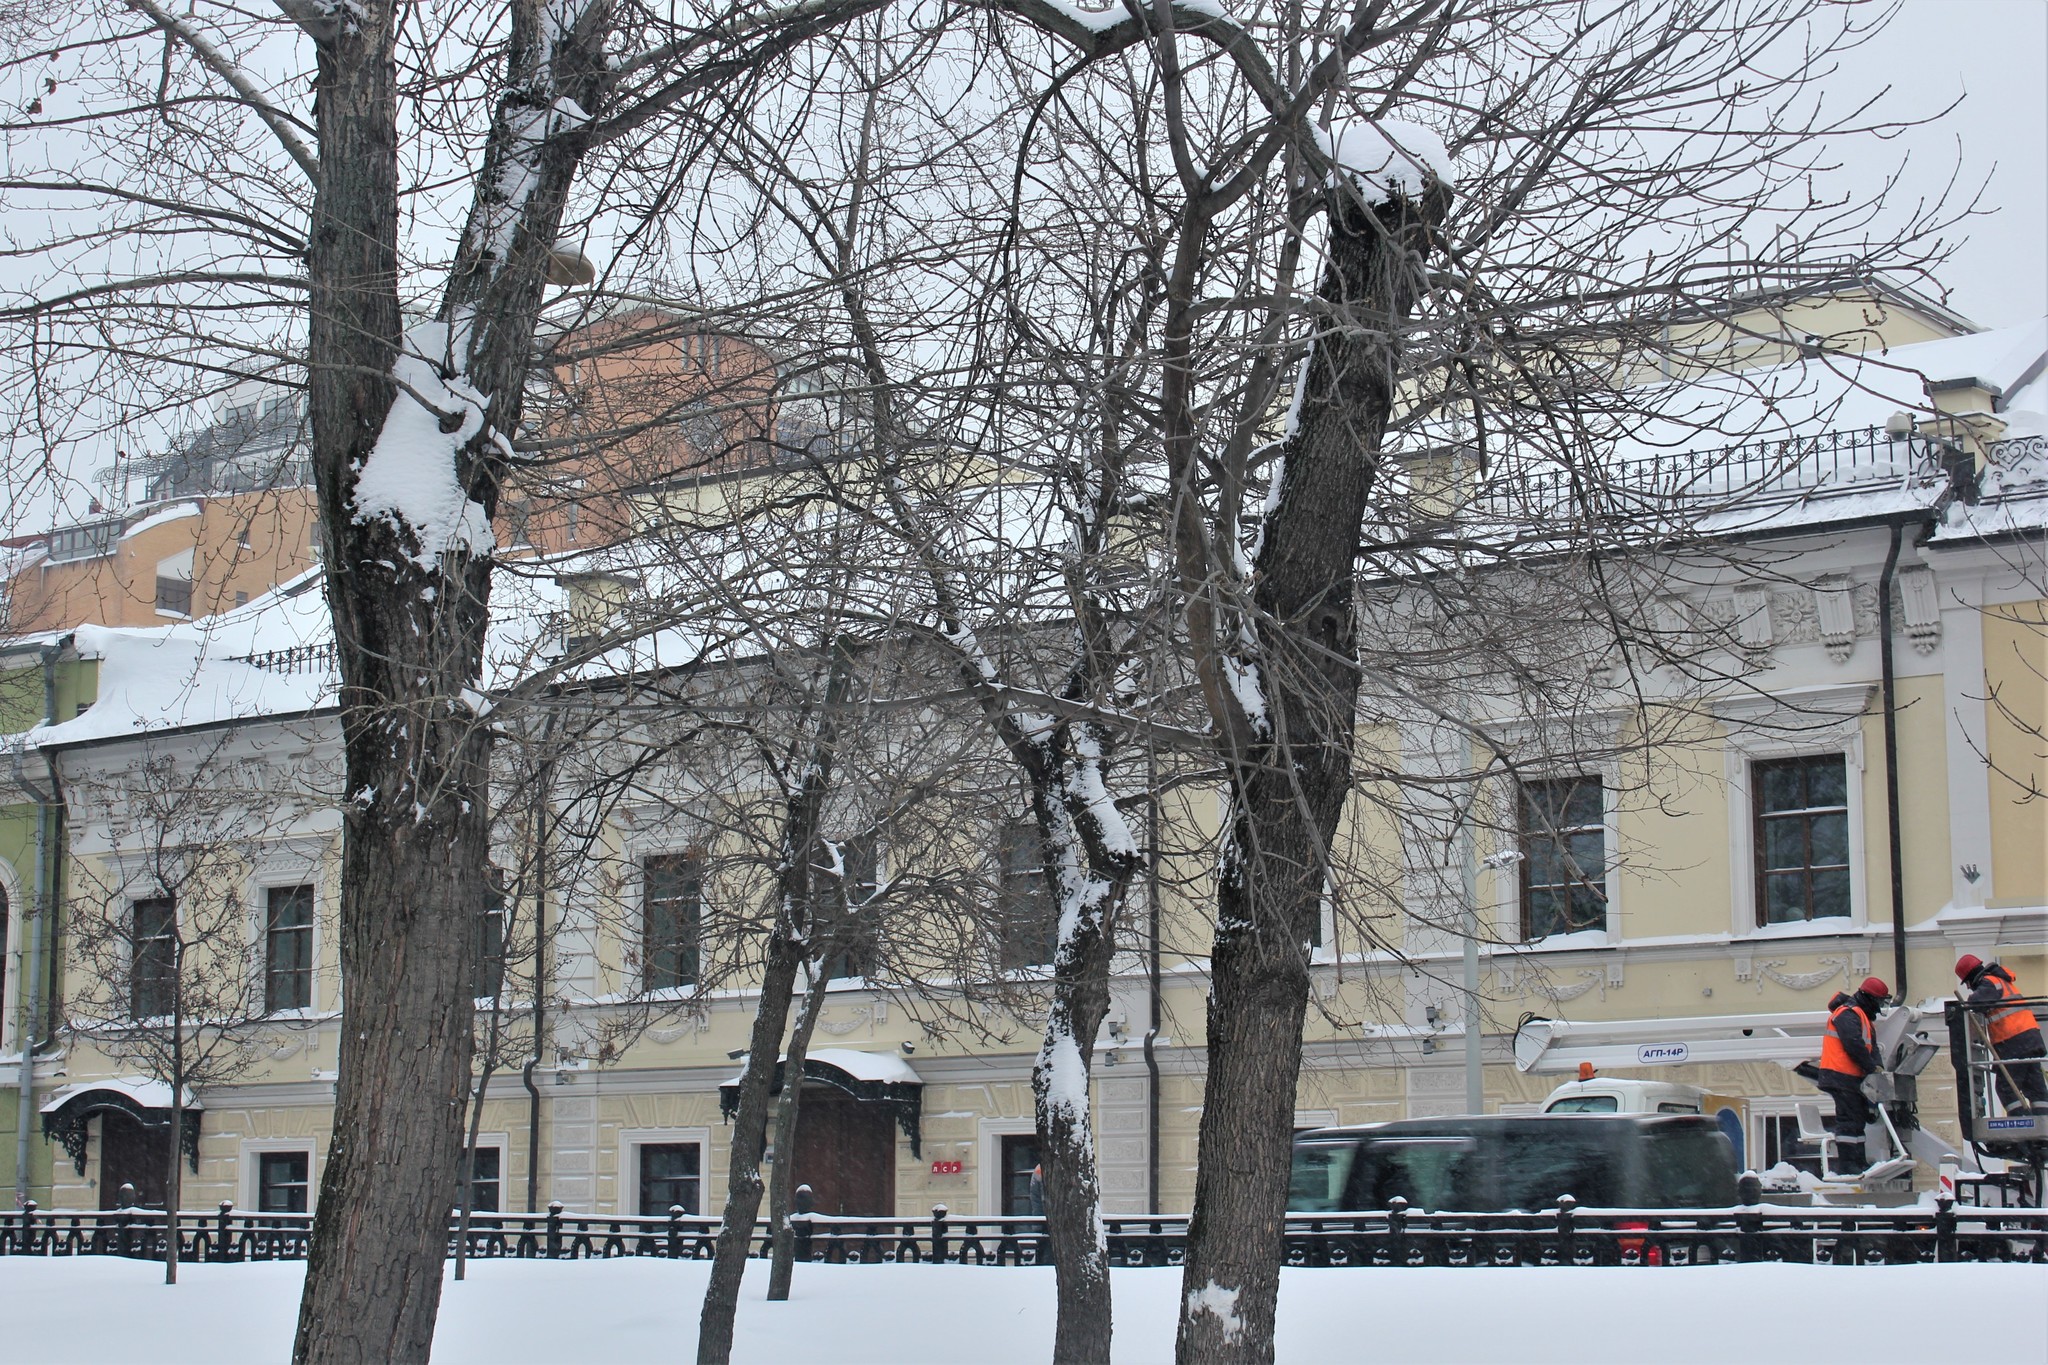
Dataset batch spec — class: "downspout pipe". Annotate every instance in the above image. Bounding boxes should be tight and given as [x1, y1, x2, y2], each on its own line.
[1877, 519, 1909, 1005]
[1142, 743, 1161, 1214]
[12, 643, 61, 1204]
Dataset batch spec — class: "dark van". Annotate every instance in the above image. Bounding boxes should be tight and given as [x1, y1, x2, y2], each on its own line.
[1289, 1114, 1739, 1213]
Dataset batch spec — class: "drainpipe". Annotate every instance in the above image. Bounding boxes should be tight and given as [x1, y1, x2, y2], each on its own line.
[1877, 520, 1909, 1004]
[523, 699, 560, 1214]
[1141, 743, 1161, 1214]
[13, 643, 60, 1204]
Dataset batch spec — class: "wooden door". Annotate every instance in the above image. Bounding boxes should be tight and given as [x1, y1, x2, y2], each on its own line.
[788, 1085, 896, 1216]
[98, 1111, 170, 1209]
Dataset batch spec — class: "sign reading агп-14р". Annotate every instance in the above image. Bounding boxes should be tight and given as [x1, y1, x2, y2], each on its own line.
[1636, 1043, 1690, 1065]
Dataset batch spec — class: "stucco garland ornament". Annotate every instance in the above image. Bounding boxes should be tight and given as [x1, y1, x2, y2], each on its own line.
[1752, 957, 1847, 994]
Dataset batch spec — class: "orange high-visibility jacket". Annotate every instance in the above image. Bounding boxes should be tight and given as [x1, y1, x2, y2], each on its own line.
[1820, 1000, 1874, 1078]
[1984, 969, 2041, 1046]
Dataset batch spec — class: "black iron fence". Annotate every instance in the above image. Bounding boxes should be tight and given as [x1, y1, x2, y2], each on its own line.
[3, 1196, 2043, 1267]
[1477, 425, 1955, 516]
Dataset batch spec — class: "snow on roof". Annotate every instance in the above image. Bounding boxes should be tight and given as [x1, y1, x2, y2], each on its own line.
[17, 572, 336, 747]
[718, 1048, 921, 1089]
[39, 1075, 201, 1113]
[118, 501, 202, 540]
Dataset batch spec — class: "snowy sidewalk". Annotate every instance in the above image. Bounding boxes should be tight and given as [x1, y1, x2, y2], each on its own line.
[1, 1256, 2038, 1363]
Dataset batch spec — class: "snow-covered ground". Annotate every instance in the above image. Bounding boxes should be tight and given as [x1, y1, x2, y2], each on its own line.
[2, 1257, 2039, 1364]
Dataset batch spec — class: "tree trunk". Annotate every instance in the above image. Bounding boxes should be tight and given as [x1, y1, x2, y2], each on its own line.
[1174, 182, 1447, 1365]
[1031, 757, 1140, 1365]
[696, 934, 801, 1364]
[291, 2, 611, 1358]
[699, 643, 857, 1364]
[165, 959, 184, 1286]
[765, 963, 831, 1300]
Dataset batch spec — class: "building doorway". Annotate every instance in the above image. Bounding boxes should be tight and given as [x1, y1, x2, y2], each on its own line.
[97, 1111, 170, 1209]
[788, 1085, 896, 1216]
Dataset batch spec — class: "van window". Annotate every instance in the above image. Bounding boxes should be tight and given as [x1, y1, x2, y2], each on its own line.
[1545, 1094, 1619, 1113]
[1642, 1128, 1737, 1207]
[1656, 1102, 1701, 1114]
[1288, 1143, 1357, 1212]
[1355, 1137, 1478, 1211]
[1493, 1129, 1618, 1209]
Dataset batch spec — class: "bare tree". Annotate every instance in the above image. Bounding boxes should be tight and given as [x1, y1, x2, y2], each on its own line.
[59, 732, 326, 1284]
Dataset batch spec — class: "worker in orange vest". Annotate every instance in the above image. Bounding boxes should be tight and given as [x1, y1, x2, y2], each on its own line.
[1815, 976, 1889, 1175]
[1955, 955, 2047, 1114]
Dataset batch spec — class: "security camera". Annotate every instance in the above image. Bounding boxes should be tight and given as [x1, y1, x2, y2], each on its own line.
[727, 1048, 747, 1060]
[899, 1041, 916, 1056]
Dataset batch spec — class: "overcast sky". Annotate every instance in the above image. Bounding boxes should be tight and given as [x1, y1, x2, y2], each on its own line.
[1842, 0, 2048, 330]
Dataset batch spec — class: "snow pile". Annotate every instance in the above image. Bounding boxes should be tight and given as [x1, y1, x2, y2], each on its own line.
[350, 321, 497, 569]
[1, 1257, 2036, 1365]
[1316, 119, 1456, 203]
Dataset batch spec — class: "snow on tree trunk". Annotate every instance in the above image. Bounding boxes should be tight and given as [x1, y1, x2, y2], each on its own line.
[1174, 173, 1449, 1365]
[293, 3, 613, 1361]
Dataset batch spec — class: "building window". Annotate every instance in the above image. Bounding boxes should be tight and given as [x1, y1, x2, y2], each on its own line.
[258, 1150, 311, 1213]
[999, 1133, 1042, 1215]
[264, 884, 314, 1013]
[154, 576, 192, 617]
[465, 1146, 501, 1213]
[130, 896, 177, 1019]
[996, 821, 1056, 970]
[817, 835, 880, 981]
[473, 898, 505, 1001]
[643, 854, 701, 991]
[638, 1143, 700, 1216]
[1753, 754, 1850, 925]
[1519, 776, 1607, 939]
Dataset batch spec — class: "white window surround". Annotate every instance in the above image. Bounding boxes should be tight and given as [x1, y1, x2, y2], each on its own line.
[1477, 711, 1628, 946]
[239, 1136, 321, 1214]
[0, 857, 23, 1052]
[245, 870, 322, 1016]
[1714, 685, 1875, 939]
[976, 1115, 1038, 1217]
[462, 1132, 511, 1213]
[616, 1126, 709, 1218]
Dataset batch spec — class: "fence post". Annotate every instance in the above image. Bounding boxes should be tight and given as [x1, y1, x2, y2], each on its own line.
[1387, 1195, 1409, 1266]
[546, 1200, 564, 1260]
[1555, 1194, 1576, 1266]
[667, 1204, 683, 1259]
[930, 1203, 948, 1264]
[18, 1199, 34, 1255]
[1735, 1172, 1764, 1263]
[115, 1192, 135, 1258]
[1934, 1191, 1957, 1264]
[216, 1201, 234, 1263]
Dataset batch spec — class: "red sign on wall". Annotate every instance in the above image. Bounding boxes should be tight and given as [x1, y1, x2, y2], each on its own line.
[929, 1160, 964, 1175]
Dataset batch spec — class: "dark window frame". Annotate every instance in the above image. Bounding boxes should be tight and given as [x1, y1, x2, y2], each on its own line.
[130, 895, 177, 1020]
[465, 1145, 502, 1213]
[643, 853, 702, 991]
[263, 884, 315, 1013]
[996, 821, 1056, 970]
[473, 898, 506, 1001]
[1518, 775, 1608, 940]
[1751, 753, 1852, 926]
[999, 1132, 1042, 1216]
[816, 834, 881, 982]
[637, 1141, 701, 1217]
[257, 1149, 312, 1213]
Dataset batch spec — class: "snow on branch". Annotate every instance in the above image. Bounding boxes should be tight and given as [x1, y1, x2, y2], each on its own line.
[350, 322, 497, 569]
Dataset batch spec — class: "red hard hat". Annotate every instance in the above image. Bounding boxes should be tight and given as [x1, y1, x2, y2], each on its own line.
[1955, 954, 1983, 981]
[1858, 976, 1889, 999]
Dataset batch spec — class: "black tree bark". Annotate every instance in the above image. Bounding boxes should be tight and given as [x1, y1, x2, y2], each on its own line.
[1174, 179, 1448, 1365]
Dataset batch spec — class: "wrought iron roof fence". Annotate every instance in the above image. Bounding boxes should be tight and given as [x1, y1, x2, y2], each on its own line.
[1474, 426, 1953, 518]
